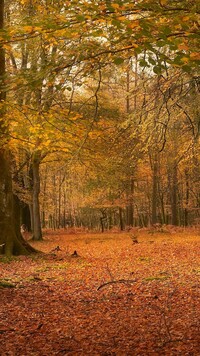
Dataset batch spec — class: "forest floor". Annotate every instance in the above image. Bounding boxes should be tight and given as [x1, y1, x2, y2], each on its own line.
[0, 229, 200, 355]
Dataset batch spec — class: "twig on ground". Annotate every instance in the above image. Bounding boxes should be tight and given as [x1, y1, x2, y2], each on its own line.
[97, 279, 137, 291]
[50, 246, 62, 252]
[105, 262, 115, 280]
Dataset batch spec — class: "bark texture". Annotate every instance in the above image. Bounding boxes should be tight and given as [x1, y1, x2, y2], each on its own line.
[31, 153, 43, 240]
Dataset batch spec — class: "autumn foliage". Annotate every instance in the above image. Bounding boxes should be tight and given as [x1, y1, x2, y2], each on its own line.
[0, 230, 199, 355]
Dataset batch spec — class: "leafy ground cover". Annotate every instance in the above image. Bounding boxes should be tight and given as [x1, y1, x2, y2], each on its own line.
[0, 230, 200, 355]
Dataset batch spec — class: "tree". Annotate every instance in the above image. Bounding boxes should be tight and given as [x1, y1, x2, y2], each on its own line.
[0, 0, 37, 256]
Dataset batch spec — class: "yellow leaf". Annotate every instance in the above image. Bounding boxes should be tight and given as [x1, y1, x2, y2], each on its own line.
[112, 3, 120, 10]
[34, 26, 42, 32]
[181, 16, 190, 22]
[3, 44, 12, 51]
[123, 44, 138, 50]
[160, 0, 168, 5]
[181, 57, 189, 64]
[128, 20, 140, 29]
[117, 16, 126, 21]
[23, 26, 34, 33]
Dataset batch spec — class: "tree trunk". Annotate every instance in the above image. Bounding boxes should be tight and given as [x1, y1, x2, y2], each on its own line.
[21, 202, 32, 231]
[63, 191, 66, 228]
[41, 165, 47, 228]
[126, 178, 134, 227]
[119, 207, 124, 231]
[125, 58, 134, 228]
[100, 209, 106, 233]
[171, 162, 178, 226]
[184, 169, 189, 226]
[151, 156, 158, 224]
[0, 151, 37, 256]
[31, 154, 42, 240]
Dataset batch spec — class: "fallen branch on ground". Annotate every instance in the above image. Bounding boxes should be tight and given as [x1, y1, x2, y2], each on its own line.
[97, 279, 137, 291]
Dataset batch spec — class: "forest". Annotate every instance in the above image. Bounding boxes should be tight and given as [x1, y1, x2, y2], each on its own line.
[0, 1, 200, 354]
[0, 0, 199, 255]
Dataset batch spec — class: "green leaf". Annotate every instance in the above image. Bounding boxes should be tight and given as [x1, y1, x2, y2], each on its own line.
[161, 26, 171, 36]
[153, 66, 162, 74]
[112, 19, 122, 28]
[76, 15, 85, 22]
[114, 57, 124, 65]
[182, 65, 191, 73]
[148, 57, 156, 65]
[156, 40, 166, 48]
[139, 59, 149, 67]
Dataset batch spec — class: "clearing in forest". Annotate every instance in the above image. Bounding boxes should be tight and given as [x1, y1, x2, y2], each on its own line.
[0, 230, 200, 355]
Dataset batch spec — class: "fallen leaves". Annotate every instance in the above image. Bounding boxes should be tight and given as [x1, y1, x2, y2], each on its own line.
[0, 231, 199, 355]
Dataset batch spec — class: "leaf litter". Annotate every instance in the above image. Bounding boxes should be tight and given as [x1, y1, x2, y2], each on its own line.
[0, 231, 200, 355]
